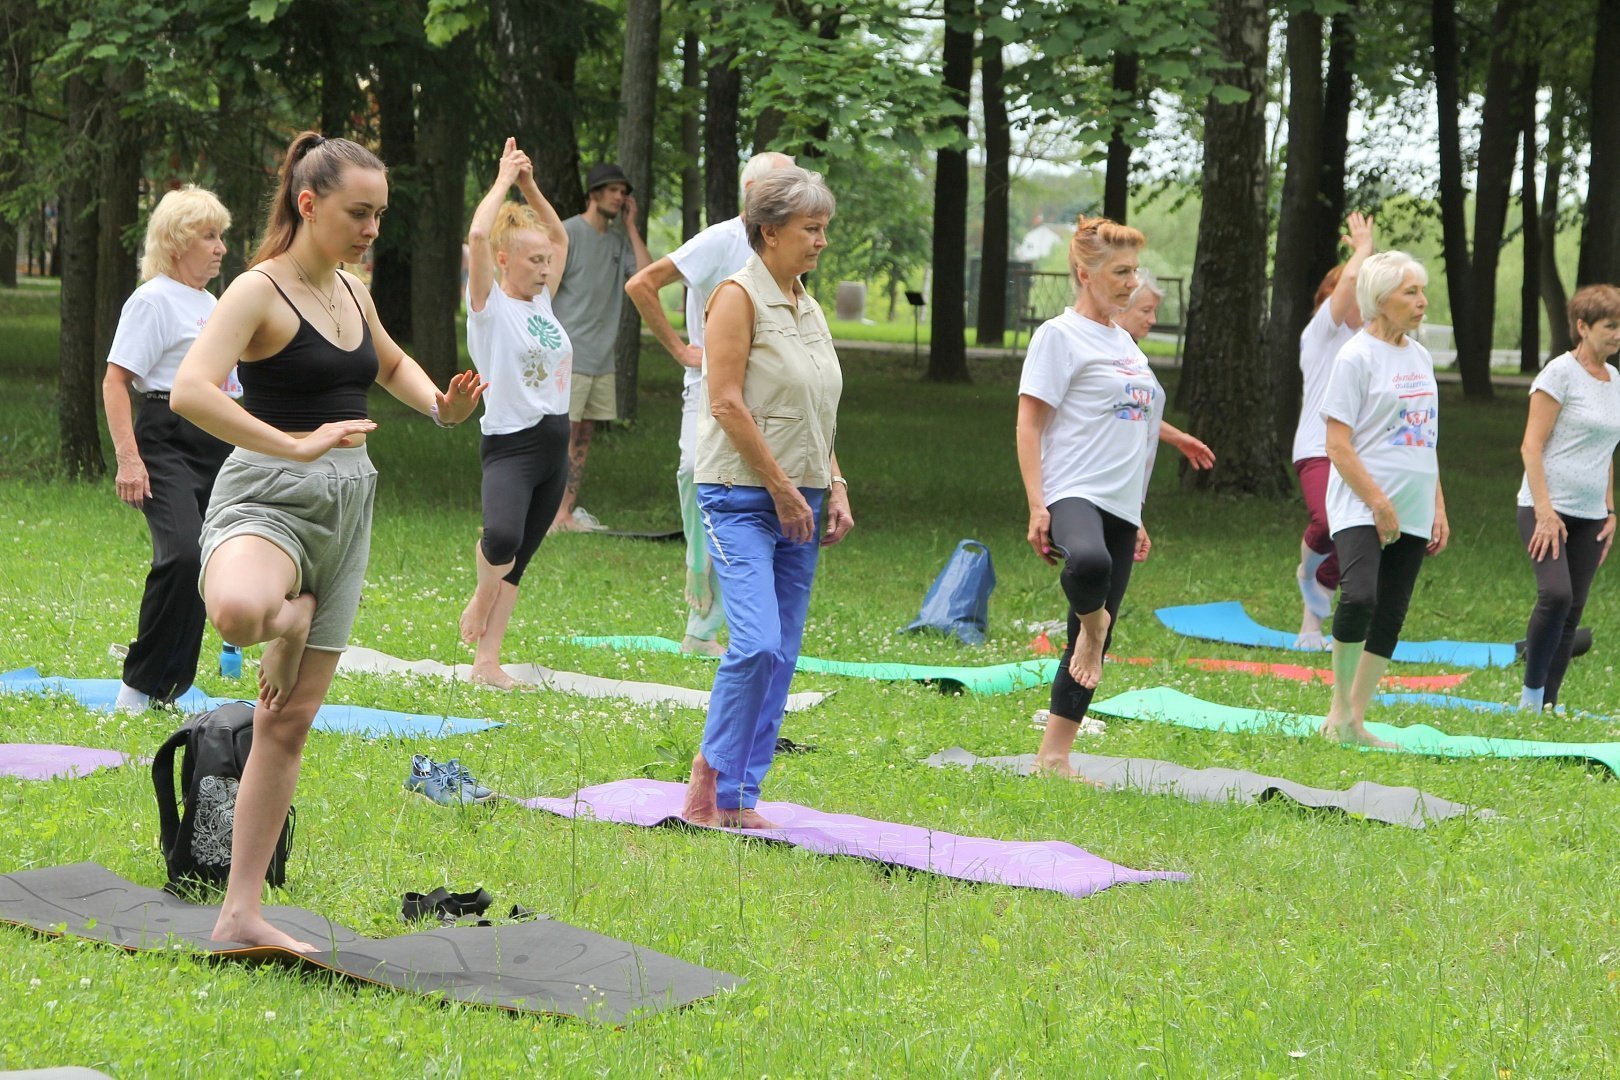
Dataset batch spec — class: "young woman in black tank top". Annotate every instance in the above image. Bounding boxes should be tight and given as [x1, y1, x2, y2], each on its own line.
[172, 131, 485, 952]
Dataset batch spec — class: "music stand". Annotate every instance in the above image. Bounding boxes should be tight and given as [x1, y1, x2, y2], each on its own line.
[904, 289, 926, 365]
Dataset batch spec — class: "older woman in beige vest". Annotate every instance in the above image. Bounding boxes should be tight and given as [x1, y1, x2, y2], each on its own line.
[681, 167, 853, 828]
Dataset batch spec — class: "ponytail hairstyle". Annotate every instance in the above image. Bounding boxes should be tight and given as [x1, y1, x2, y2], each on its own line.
[490, 201, 545, 256]
[1068, 215, 1145, 287]
[1312, 264, 1343, 313]
[250, 131, 386, 267]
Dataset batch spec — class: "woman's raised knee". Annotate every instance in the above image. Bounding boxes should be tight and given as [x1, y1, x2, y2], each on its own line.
[208, 594, 280, 646]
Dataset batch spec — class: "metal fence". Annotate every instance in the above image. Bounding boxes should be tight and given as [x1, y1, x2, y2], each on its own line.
[1007, 268, 1187, 363]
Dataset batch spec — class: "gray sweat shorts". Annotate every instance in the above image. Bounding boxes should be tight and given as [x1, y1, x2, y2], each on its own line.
[198, 445, 377, 652]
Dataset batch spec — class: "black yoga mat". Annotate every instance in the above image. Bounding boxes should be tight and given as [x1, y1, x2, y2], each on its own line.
[0, 863, 739, 1024]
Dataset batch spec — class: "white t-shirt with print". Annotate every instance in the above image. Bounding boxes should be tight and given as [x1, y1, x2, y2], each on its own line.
[1322, 330, 1440, 539]
[1516, 351, 1620, 519]
[106, 274, 224, 394]
[466, 283, 573, 436]
[1291, 301, 1356, 462]
[669, 216, 752, 391]
[1018, 309, 1163, 527]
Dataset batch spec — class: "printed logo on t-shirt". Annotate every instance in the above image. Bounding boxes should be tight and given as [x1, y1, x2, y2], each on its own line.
[526, 314, 563, 349]
[1113, 383, 1157, 422]
[1389, 395, 1438, 448]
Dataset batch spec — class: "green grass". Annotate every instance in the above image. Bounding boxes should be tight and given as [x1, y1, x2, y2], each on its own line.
[4, 282, 1620, 1076]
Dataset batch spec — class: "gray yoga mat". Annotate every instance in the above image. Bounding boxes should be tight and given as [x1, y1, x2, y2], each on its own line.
[925, 748, 1491, 830]
[0, 863, 739, 1023]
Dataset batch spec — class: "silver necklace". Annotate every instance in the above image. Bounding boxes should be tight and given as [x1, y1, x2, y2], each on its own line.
[289, 254, 342, 336]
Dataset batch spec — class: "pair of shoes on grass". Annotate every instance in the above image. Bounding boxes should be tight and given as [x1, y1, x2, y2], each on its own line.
[405, 754, 495, 806]
[400, 885, 541, 927]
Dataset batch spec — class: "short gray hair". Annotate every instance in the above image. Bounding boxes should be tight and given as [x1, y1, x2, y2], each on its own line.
[1357, 251, 1428, 322]
[1131, 268, 1165, 302]
[739, 151, 794, 200]
[745, 166, 835, 252]
[141, 185, 231, 281]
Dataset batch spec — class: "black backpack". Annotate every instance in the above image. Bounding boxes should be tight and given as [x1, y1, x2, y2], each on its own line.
[152, 700, 294, 894]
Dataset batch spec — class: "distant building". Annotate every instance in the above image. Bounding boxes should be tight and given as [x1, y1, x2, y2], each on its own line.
[1014, 221, 1075, 264]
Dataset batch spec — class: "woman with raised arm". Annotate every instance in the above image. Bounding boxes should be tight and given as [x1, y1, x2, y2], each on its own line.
[457, 138, 572, 688]
[1319, 251, 1447, 747]
[1018, 216, 1161, 779]
[1515, 284, 1620, 711]
[171, 131, 485, 950]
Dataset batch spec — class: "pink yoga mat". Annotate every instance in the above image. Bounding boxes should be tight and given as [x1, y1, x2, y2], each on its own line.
[519, 778, 1185, 899]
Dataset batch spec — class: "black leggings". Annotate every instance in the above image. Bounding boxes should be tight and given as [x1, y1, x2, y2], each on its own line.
[1330, 526, 1427, 658]
[1518, 506, 1606, 704]
[1047, 498, 1138, 722]
[480, 414, 570, 585]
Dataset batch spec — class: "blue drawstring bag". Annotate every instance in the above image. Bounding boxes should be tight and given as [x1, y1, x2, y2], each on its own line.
[902, 540, 996, 646]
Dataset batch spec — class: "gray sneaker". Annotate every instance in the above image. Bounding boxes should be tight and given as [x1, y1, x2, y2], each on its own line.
[571, 507, 607, 532]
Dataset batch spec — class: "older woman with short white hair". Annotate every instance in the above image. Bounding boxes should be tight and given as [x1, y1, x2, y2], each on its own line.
[1115, 271, 1215, 471]
[1319, 250, 1449, 746]
[102, 185, 236, 711]
[681, 166, 853, 828]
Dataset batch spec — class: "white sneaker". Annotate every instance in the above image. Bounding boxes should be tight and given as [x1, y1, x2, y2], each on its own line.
[114, 682, 150, 714]
[1029, 709, 1106, 735]
[572, 507, 607, 532]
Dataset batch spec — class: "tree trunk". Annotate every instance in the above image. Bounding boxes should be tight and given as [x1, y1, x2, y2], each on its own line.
[1309, 0, 1356, 289]
[976, 40, 1009, 347]
[411, 34, 474, 385]
[1579, 0, 1620, 286]
[613, 0, 661, 423]
[1103, 50, 1139, 223]
[371, 56, 417, 342]
[1539, 90, 1572, 357]
[319, 55, 351, 137]
[704, 33, 741, 227]
[60, 72, 104, 479]
[1520, 66, 1541, 374]
[0, 25, 25, 289]
[681, 29, 702, 240]
[94, 62, 142, 367]
[926, 0, 973, 384]
[1265, 8, 1324, 463]
[753, 103, 785, 154]
[1432, 0, 1476, 384]
[489, 0, 586, 217]
[1181, 0, 1278, 495]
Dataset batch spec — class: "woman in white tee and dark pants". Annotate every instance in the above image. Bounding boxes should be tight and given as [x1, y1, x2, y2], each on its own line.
[1515, 284, 1620, 711]
[102, 186, 236, 711]
[458, 139, 573, 688]
[1320, 251, 1449, 747]
[1018, 217, 1160, 778]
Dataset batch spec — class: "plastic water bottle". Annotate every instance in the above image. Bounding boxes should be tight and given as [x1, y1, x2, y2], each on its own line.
[219, 644, 243, 679]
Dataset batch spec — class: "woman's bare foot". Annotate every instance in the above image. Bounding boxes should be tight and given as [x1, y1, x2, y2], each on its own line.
[258, 594, 314, 711]
[1318, 713, 1398, 750]
[459, 590, 495, 645]
[680, 635, 725, 657]
[212, 911, 318, 953]
[468, 662, 531, 690]
[1067, 612, 1111, 689]
[1032, 754, 1106, 788]
[681, 753, 720, 825]
[719, 807, 780, 829]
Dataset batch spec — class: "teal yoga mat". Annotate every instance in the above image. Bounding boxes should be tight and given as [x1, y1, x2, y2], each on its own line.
[1089, 685, 1620, 775]
[568, 635, 1056, 695]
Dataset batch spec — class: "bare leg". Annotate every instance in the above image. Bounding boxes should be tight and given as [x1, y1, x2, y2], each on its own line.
[1320, 639, 1397, 748]
[203, 536, 309, 712]
[211, 648, 341, 952]
[469, 582, 531, 689]
[681, 752, 720, 825]
[551, 420, 594, 531]
[1066, 607, 1112, 690]
[1032, 711, 1107, 787]
[460, 539, 515, 645]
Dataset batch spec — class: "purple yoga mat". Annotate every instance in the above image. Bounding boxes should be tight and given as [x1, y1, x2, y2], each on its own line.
[2, 744, 132, 781]
[518, 779, 1185, 899]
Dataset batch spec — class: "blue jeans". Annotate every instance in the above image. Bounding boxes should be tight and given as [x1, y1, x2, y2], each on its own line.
[697, 483, 825, 809]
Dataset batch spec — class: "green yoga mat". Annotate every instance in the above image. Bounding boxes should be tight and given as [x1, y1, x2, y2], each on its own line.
[1089, 686, 1620, 775]
[569, 635, 1057, 695]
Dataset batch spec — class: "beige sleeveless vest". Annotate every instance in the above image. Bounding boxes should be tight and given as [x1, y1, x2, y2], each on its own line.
[695, 254, 843, 489]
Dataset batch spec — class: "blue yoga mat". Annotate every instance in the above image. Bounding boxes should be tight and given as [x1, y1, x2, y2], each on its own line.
[1374, 692, 1609, 721]
[0, 668, 499, 738]
[1155, 601, 1517, 668]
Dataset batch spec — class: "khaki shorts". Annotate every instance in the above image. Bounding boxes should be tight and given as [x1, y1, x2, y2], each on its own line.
[198, 446, 377, 651]
[569, 372, 618, 422]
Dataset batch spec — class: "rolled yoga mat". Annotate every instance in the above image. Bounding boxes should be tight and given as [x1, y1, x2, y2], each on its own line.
[1089, 685, 1620, 774]
[1, 745, 132, 782]
[569, 635, 1057, 696]
[924, 747, 1490, 829]
[1156, 601, 1517, 668]
[0, 668, 499, 738]
[336, 646, 828, 713]
[516, 778, 1184, 898]
[0, 862, 739, 1023]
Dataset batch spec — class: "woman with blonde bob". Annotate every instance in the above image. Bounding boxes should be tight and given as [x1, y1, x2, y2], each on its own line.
[1018, 215, 1161, 778]
[172, 131, 485, 950]
[1319, 250, 1448, 747]
[681, 166, 853, 828]
[1514, 284, 1620, 711]
[101, 185, 235, 712]
[457, 137, 573, 688]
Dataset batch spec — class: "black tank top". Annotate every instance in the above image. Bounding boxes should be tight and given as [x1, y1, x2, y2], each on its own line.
[239, 269, 379, 431]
